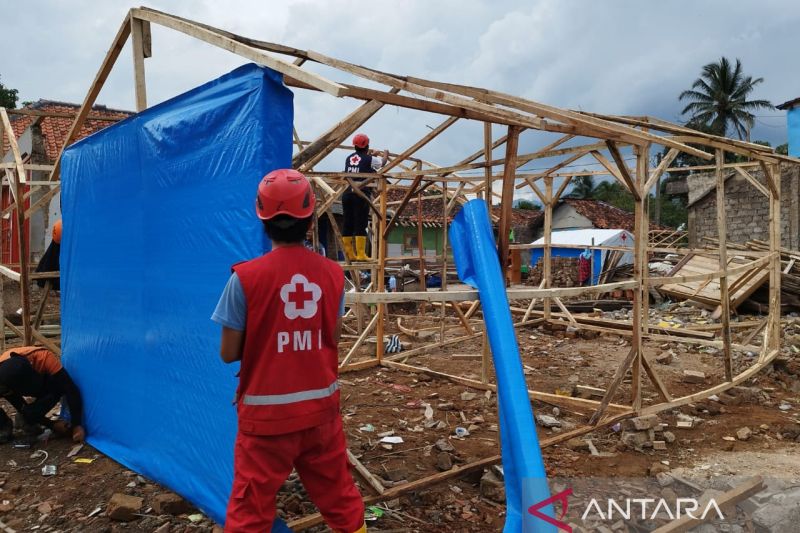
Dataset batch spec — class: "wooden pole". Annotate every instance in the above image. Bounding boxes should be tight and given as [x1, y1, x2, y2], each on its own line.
[543, 176, 553, 321]
[767, 163, 781, 353]
[715, 148, 733, 380]
[131, 17, 148, 111]
[416, 162, 426, 316]
[631, 146, 646, 411]
[374, 178, 386, 361]
[483, 122, 493, 209]
[498, 125, 521, 284]
[440, 179, 448, 345]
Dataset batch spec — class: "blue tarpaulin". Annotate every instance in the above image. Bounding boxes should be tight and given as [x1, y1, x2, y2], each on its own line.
[60, 63, 293, 526]
[450, 200, 554, 533]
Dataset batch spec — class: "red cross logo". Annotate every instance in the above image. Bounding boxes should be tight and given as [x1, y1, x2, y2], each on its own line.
[287, 282, 314, 308]
[280, 274, 322, 319]
[349, 154, 362, 167]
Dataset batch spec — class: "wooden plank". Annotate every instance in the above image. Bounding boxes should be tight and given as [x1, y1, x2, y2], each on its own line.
[715, 149, 732, 381]
[734, 166, 769, 197]
[0, 108, 31, 344]
[589, 345, 636, 425]
[543, 177, 553, 320]
[347, 450, 385, 496]
[498, 126, 521, 269]
[650, 477, 763, 533]
[403, 76, 715, 159]
[293, 96, 393, 170]
[132, 9, 347, 97]
[345, 280, 638, 304]
[605, 141, 641, 200]
[643, 147, 679, 195]
[131, 17, 148, 111]
[381, 116, 458, 173]
[339, 312, 379, 367]
[0, 265, 20, 282]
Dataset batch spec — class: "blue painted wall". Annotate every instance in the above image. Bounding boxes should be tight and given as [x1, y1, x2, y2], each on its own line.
[788, 107, 800, 158]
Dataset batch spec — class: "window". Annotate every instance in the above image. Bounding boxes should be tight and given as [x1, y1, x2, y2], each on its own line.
[403, 233, 419, 254]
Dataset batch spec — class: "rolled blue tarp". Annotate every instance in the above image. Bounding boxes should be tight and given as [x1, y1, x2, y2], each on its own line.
[449, 200, 555, 533]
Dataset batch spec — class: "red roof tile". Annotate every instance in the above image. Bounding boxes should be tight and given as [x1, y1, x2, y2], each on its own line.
[559, 198, 665, 231]
[3, 100, 132, 162]
[386, 188, 543, 229]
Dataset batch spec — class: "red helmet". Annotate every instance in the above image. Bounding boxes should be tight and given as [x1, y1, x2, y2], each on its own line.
[255, 169, 316, 220]
[352, 133, 369, 149]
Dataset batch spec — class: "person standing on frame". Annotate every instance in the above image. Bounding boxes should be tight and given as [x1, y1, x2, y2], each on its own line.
[342, 133, 387, 262]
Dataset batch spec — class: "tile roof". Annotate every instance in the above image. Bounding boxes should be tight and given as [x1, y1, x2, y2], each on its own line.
[386, 188, 543, 229]
[556, 198, 666, 231]
[3, 100, 132, 162]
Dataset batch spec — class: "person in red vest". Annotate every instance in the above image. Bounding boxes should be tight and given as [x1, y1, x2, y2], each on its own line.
[212, 169, 366, 533]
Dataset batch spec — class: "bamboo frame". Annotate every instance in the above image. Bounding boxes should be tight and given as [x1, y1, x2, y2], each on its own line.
[10, 7, 796, 530]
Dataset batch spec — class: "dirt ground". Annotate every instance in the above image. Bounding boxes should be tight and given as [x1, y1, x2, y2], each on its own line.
[1, 296, 799, 532]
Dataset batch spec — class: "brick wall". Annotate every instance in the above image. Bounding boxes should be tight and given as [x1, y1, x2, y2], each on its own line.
[687, 164, 800, 249]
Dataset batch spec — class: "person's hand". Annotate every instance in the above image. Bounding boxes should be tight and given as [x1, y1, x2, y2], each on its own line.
[52, 420, 70, 436]
[71, 425, 86, 443]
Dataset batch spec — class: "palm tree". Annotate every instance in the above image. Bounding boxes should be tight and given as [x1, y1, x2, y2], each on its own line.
[679, 57, 773, 139]
[567, 175, 595, 199]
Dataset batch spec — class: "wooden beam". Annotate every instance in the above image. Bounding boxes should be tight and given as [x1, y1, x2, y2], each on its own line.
[132, 8, 347, 97]
[650, 477, 764, 533]
[498, 125, 521, 269]
[643, 147, 679, 195]
[295, 98, 389, 170]
[605, 141, 641, 201]
[543, 177, 553, 320]
[131, 17, 148, 111]
[381, 116, 458, 173]
[716, 149, 733, 381]
[734, 166, 769, 197]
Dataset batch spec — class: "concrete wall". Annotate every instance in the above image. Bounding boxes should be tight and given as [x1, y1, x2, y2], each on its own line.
[533, 205, 594, 240]
[687, 164, 800, 249]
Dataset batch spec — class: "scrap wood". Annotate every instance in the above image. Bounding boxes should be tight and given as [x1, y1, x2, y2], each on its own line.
[347, 450, 385, 496]
[650, 476, 764, 533]
[288, 412, 631, 531]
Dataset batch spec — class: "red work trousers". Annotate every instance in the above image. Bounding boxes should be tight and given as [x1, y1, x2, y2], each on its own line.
[225, 416, 365, 533]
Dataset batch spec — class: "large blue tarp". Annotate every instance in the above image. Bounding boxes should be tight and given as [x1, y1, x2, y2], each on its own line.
[60, 63, 293, 526]
[450, 200, 554, 533]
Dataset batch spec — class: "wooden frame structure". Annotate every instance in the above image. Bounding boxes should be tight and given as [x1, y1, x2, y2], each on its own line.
[6, 7, 798, 530]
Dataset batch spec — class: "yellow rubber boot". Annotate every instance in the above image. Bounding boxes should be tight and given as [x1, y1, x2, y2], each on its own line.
[342, 236, 356, 261]
[354, 236, 370, 261]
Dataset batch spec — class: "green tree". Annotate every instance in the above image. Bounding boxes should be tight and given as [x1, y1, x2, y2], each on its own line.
[516, 199, 541, 211]
[0, 76, 18, 109]
[776, 143, 788, 155]
[679, 57, 773, 139]
[567, 175, 595, 199]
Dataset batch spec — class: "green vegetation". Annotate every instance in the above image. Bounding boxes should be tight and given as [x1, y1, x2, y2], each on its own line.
[0, 76, 18, 109]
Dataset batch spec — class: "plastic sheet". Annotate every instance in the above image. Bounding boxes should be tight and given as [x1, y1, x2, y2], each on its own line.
[60, 64, 293, 526]
[449, 200, 554, 532]
[788, 108, 800, 158]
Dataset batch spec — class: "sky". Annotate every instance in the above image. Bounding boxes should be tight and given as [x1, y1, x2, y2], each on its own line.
[1, 0, 796, 199]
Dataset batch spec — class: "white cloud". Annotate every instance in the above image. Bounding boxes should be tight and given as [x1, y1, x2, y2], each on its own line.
[1, 0, 796, 175]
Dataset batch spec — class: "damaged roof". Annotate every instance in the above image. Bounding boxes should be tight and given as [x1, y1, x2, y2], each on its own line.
[3, 100, 133, 162]
[386, 188, 542, 229]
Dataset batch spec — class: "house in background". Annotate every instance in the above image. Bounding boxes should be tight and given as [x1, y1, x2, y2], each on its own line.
[531, 198, 641, 240]
[1, 100, 132, 264]
[684, 165, 799, 249]
[384, 189, 543, 259]
[777, 97, 800, 157]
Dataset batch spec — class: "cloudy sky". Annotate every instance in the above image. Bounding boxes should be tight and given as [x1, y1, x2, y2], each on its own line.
[1, 0, 796, 196]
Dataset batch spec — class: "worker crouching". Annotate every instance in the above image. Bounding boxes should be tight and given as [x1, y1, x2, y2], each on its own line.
[212, 169, 366, 533]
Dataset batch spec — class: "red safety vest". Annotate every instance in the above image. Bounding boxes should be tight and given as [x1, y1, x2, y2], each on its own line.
[233, 246, 344, 436]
